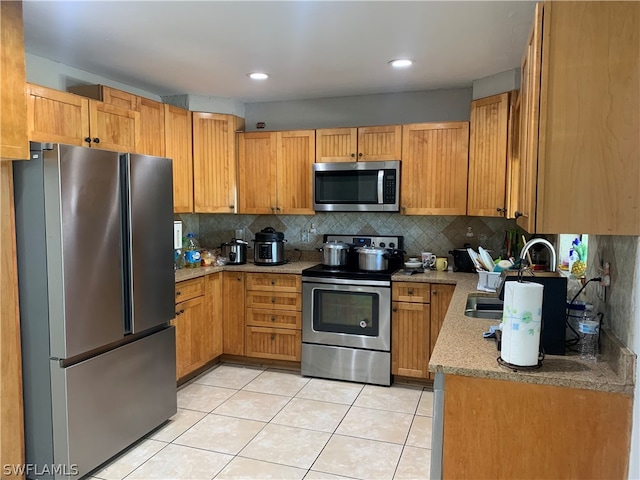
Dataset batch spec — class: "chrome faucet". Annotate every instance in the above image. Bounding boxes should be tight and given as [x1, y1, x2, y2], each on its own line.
[520, 238, 557, 272]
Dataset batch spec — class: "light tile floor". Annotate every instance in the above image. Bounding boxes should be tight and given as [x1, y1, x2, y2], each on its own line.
[89, 363, 433, 480]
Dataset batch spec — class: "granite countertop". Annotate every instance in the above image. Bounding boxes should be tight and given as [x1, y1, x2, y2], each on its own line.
[392, 269, 635, 395]
[175, 261, 320, 282]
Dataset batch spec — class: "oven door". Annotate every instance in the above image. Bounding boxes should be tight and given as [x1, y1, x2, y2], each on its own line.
[302, 278, 391, 351]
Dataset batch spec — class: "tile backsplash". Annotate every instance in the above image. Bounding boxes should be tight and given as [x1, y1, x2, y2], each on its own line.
[177, 212, 520, 260]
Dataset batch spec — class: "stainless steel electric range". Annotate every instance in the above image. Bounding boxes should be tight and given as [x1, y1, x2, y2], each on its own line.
[301, 234, 404, 386]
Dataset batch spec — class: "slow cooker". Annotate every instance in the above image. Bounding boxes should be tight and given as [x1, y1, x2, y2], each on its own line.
[253, 227, 287, 265]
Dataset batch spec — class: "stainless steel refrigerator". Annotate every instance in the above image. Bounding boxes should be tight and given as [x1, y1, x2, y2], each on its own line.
[14, 143, 177, 479]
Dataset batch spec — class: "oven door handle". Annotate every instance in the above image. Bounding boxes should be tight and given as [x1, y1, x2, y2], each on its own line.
[302, 276, 390, 287]
[377, 170, 384, 204]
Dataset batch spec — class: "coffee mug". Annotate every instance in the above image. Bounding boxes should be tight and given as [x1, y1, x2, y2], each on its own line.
[435, 257, 449, 272]
[421, 252, 436, 269]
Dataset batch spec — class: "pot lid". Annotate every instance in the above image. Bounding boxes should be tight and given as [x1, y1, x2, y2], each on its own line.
[359, 246, 387, 254]
[322, 240, 350, 250]
[221, 238, 248, 247]
[255, 227, 285, 242]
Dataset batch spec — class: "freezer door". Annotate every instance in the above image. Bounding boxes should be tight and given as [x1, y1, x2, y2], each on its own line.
[124, 153, 175, 333]
[49, 327, 177, 480]
[45, 144, 126, 359]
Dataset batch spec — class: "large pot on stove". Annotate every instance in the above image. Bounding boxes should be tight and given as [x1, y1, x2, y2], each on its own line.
[358, 246, 389, 271]
[253, 227, 287, 265]
[318, 240, 351, 267]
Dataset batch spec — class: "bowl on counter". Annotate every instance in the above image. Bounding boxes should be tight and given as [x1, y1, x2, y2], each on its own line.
[404, 261, 422, 269]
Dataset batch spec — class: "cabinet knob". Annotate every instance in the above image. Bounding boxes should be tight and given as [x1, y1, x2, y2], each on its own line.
[497, 207, 505, 213]
[351, 153, 356, 158]
[271, 334, 276, 341]
[401, 206, 407, 212]
[514, 211, 527, 219]
[271, 207, 276, 213]
[408, 289, 413, 295]
[392, 307, 398, 312]
[271, 280, 276, 285]
[271, 317, 276, 322]
[358, 152, 363, 158]
[276, 207, 281, 211]
[229, 205, 234, 209]
[175, 309, 184, 316]
[271, 297, 275, 303]
[432, 290, 438, 295]
[176, 291, 182, 296]
[93, 137, 100, 144]
[84, 137, 92, 144]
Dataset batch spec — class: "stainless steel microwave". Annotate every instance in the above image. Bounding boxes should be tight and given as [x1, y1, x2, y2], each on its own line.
[313, 161, 400, 212]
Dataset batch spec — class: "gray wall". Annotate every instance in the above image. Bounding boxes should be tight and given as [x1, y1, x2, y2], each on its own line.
[243, 88, 472, 131]
[26, 53, 161, 100]
[472, 68, 520, 100]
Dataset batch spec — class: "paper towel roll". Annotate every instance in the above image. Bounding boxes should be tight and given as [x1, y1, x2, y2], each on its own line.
[501, 281, 544, 366]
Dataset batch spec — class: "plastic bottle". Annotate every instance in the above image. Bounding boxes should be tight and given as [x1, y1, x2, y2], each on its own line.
[184, 233, 201, 268]
[578, 306, 599, 362]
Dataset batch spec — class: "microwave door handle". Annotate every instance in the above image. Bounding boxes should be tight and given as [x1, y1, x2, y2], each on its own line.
[377, 170, 384, 204]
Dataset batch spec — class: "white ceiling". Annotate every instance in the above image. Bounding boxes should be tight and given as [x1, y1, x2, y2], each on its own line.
[22, 1, 537, 103]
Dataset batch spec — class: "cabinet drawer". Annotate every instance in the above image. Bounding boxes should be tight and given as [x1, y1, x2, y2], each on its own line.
[245, 326, 301, 361]
[246, 291, 301, 311]
[246, 273, 301, 292]
[175, 277, 204, 303]
[392, 282, 430, 303]
[246, 308, 301, 330]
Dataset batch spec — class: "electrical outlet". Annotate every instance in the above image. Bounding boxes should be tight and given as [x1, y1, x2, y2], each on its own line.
[301, 231, 310, 243]
[596, 261, 610, 302]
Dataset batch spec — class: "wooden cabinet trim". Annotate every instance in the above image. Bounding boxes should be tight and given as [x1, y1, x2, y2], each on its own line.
[175, 277, 204, 303]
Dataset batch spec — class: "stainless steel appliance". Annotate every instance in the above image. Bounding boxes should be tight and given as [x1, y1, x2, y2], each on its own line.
[318, 240, 352, 267]
[220, 238, 249, 264]
[302, 234, 403, 386]
[313, 161, 400, 212]
[253, 227, 287, 265]
[14, 143, 177, 480]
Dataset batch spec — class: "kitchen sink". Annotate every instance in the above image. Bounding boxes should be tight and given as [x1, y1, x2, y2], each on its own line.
[464, 293, 504, 320]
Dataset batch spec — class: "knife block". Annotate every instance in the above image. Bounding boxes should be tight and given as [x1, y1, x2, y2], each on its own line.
[498, 272, 568, 355]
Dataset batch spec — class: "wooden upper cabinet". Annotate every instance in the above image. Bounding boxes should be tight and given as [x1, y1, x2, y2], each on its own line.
[27, 83, 90, 146]
[400, 122, 470, 215]
[68, 84, 140, 111]
[535, 1, 639, 234]
[192, 113, 244, 213]
[316, 125, 401, 162]
[357, 125, 402, 161]
[164, 105, 193, 213]
[88, 100, 140, 152]
[0, 0, 29, 161]
[315, 128, 357, 162]
[515, 3, 543, 234]
[138, 97, 165, 157]
[238, 132, 277, 214]
[276, 130, 315, 214]
[238, 130, 314, 215]
[467, 92, 510, 217]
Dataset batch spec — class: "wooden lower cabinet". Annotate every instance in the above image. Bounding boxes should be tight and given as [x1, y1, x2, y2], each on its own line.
[392, 282, 453, 380]
[244, 273, 302, 362]
[172, 274, 222, 381]
[443, 375, 632, 479]
[223, 271, 245, 355]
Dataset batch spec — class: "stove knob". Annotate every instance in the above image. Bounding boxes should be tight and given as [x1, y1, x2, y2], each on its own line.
[379, 242, 386, 248]
[389, 242, 395, 249]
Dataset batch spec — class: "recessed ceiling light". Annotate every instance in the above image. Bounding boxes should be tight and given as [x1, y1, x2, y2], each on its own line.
[248, 72, 269, 80]
[389, 59, 414, 68]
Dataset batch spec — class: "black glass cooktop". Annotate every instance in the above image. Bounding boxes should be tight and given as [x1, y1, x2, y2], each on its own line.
[301, 263, 401, 282]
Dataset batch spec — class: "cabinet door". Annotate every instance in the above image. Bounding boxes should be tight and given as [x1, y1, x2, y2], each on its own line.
[401, 122, 469, 215]
[391, 301, 431, 378]
[536, 2, 639, 235]
[223, 272, 245, 355]
[357, 125, 402, 161]
[27, 83, 90, 147]
[246, 308, 301, 330]
[88, 100, 140, 152]
[276, 130, 315, 215]
[392, 282, 431, 304]
[246, 273, 301, 292]
[101, 86, 140, 111]
[467, 93, 510, 217]
[138, 97, 165, 157]
[237, 132, 277, 214]
[193, 113, 240, 213]
[164, 105, 193, 213]
[516, 3, 543, 233]
[205, 273, 223, 359]
[172, 295, 204, 380]
[429, 284, 455, 363]
[505, 93, 521, 219]
[0, 1, 28, 161]
[315, 128, 358, 162]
